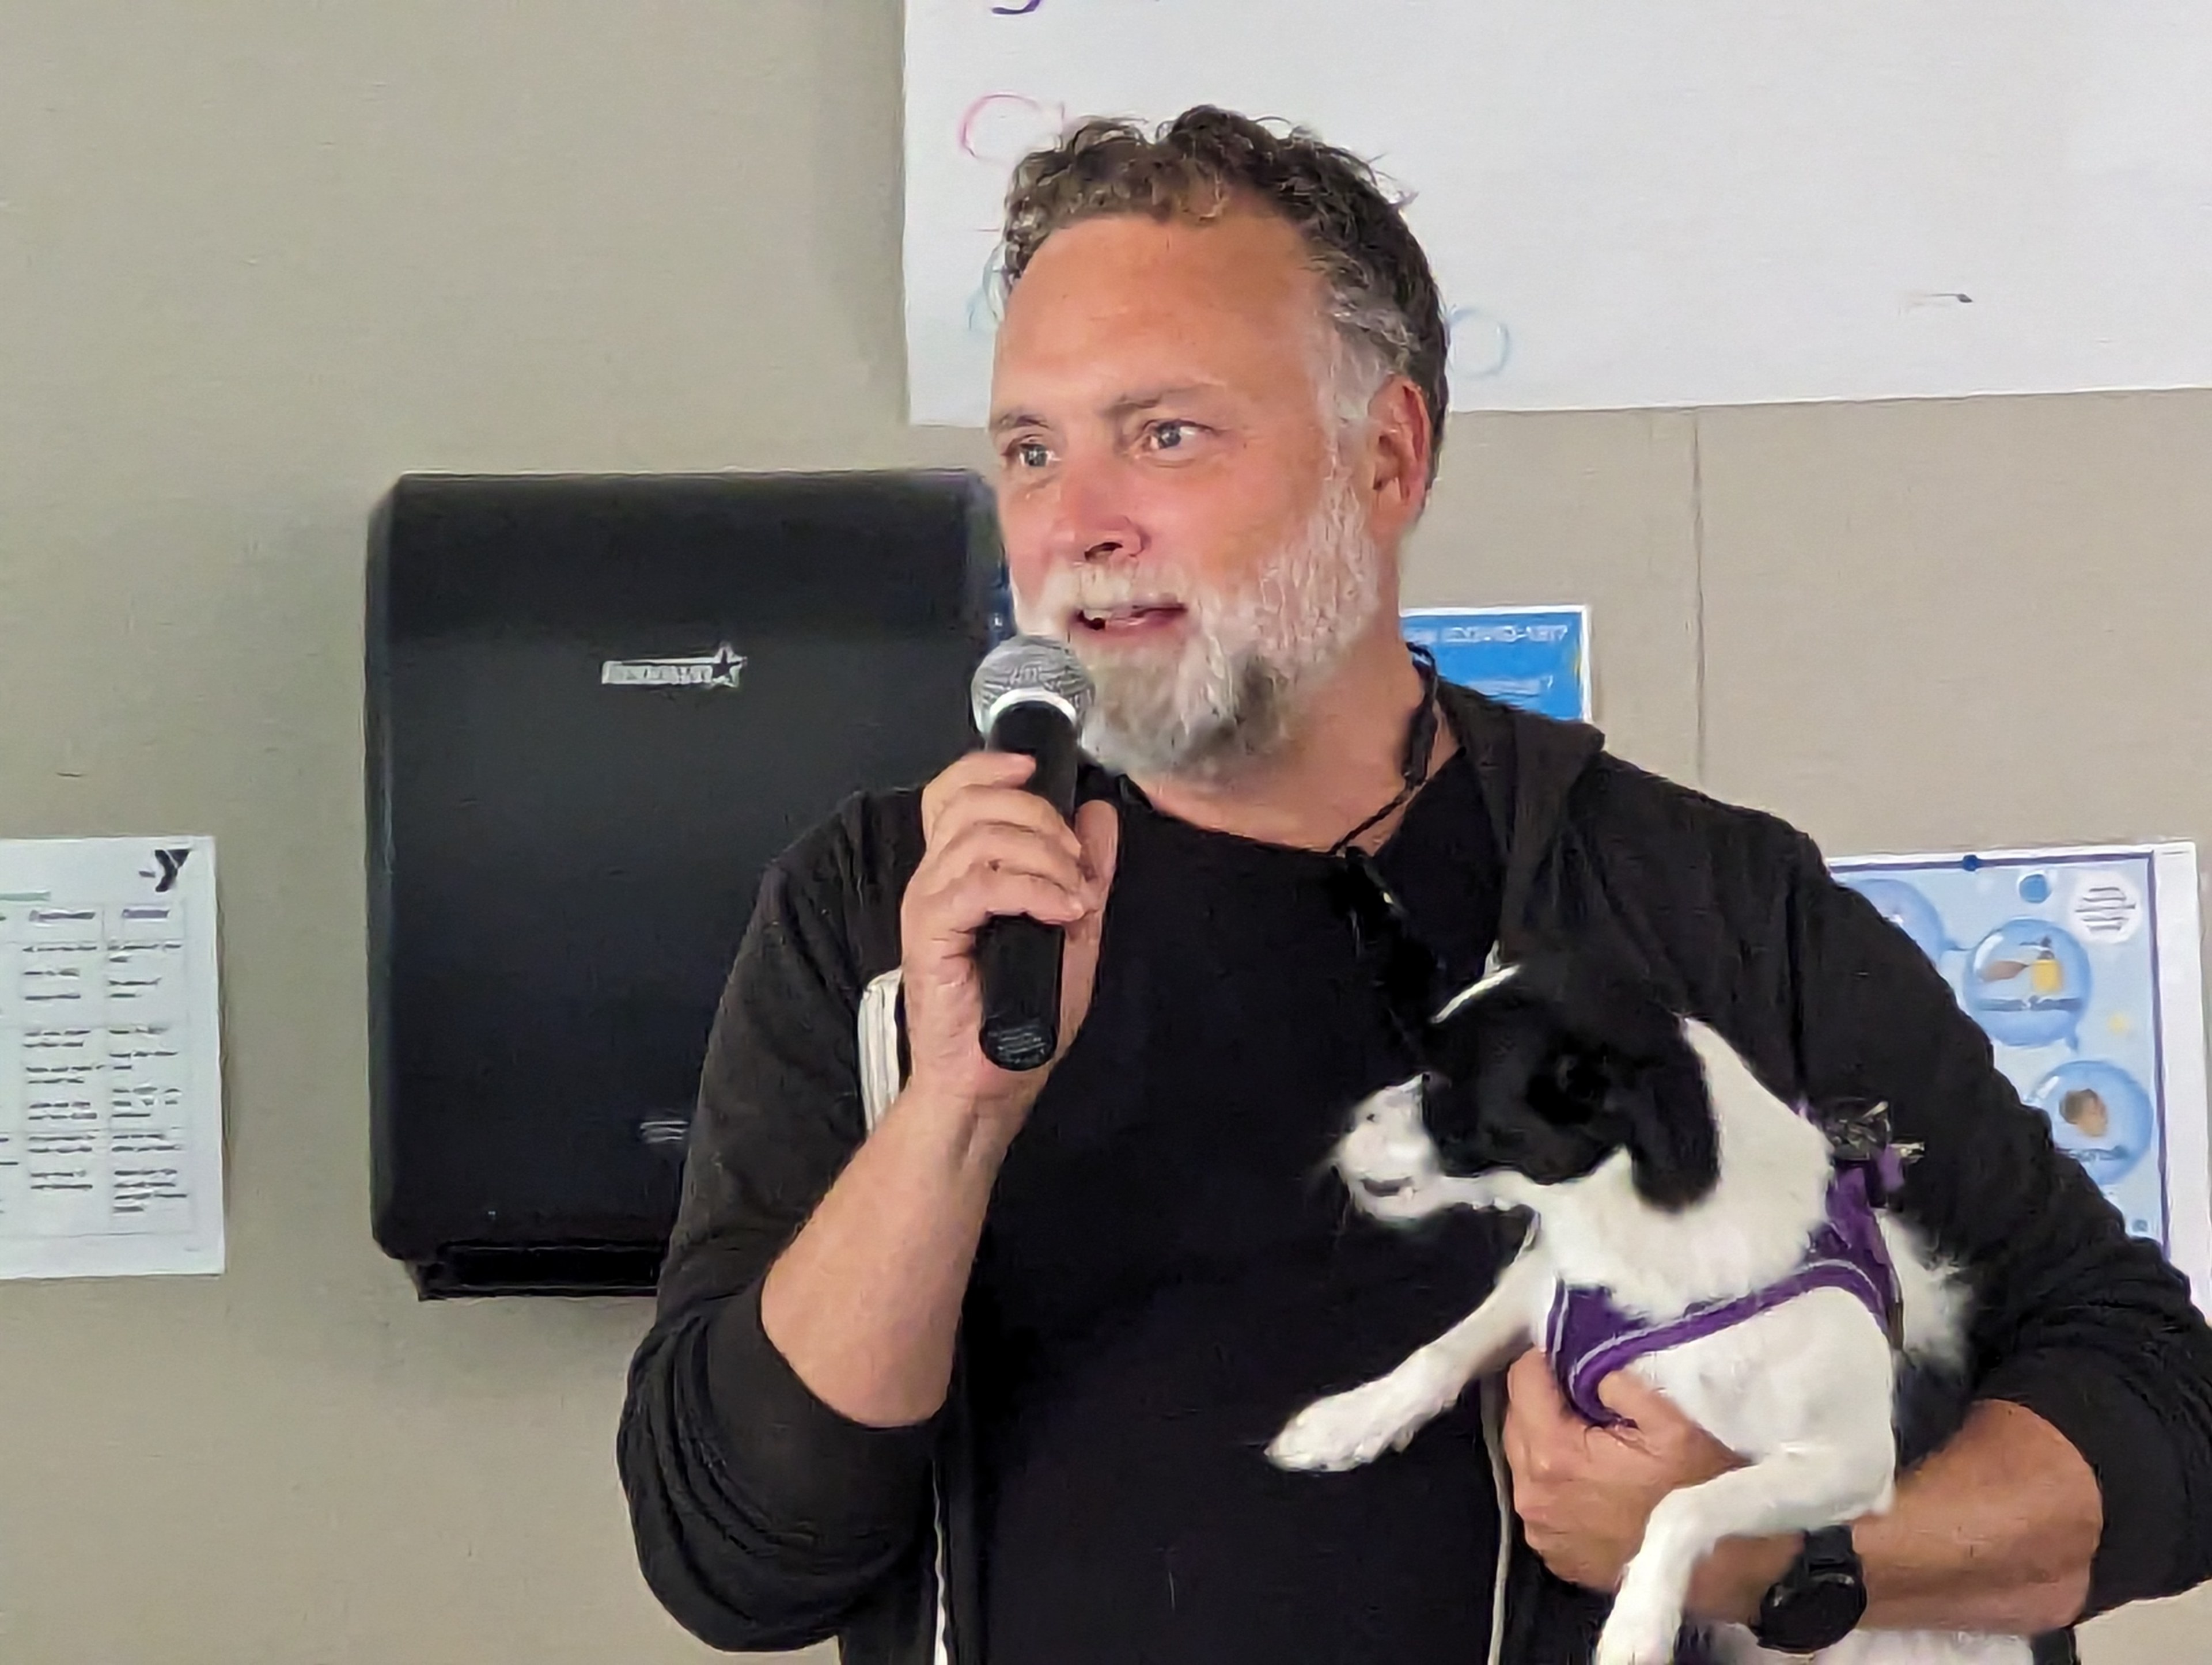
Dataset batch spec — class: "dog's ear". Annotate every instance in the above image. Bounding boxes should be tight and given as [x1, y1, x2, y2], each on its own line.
[1608, 1042, 1719, 1210]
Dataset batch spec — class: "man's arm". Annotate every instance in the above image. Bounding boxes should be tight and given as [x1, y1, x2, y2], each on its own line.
[1812, 1397, 2097, 1631]
[759, 757, 1115, 1425]
[619, 758, 1117, 1651]
[619, 810, 936, 1653]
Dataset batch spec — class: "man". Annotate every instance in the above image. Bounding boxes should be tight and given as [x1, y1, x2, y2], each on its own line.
[620, 109, 2212, 1664]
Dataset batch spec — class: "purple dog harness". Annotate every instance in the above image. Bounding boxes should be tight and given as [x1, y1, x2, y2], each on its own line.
[1546, 1144, 1906, 1428]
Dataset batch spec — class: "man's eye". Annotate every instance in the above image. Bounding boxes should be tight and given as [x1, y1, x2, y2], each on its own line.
[1149, 420, 1196, 451]
[1009, 439, 1052, 469]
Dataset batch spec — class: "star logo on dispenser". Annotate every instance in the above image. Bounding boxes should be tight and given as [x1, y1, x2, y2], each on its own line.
[600, 643, 747, 690]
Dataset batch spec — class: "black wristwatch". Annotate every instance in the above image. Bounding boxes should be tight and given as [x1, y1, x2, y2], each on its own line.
[1752, 1525, 1869, 1654]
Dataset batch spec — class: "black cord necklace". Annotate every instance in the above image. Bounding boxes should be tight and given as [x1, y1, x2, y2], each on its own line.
[1327, 646, 1442, 859]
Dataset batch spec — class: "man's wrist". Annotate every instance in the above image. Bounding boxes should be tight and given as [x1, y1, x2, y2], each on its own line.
[894, 1071, 1030, 1170]
[1690, 1530, 1805, 1626]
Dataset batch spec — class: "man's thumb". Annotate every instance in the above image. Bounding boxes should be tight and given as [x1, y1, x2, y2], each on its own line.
[1593, 1367, 1685, 1435]
[1074, 797, 1120, 898]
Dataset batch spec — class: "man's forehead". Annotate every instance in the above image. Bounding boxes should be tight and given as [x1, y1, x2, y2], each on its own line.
[990, 208, 1326, 419]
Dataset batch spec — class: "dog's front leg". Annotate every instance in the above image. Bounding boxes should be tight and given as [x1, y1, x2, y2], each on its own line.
[1267, 1250, 1548, 1473]
[1596, 1445, 1891, 1665]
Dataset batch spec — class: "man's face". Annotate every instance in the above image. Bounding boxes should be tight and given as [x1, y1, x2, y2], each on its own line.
[988, 205, 1399, 779]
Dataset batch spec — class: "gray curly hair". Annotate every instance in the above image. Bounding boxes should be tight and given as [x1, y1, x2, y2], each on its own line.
[999, 105, 1449, 482]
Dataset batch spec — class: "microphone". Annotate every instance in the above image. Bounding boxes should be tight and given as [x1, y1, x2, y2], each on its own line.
[968, 635, 1097, 1071]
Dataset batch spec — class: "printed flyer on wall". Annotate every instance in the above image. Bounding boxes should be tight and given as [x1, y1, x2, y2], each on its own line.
[1832, 843, 2210, 1307]
[1402, 606, 1590, 723]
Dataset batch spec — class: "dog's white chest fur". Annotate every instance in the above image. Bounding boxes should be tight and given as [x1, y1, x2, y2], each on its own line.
[1266, 993, 2028, 1665]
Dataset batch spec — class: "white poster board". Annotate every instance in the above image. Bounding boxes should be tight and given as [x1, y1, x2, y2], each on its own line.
[905, 0, 2212, 425]
[1832, 844, 2210, 1309]
[0, 837, 225, 1279]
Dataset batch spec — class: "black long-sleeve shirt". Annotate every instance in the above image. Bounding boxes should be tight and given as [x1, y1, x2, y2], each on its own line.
[619, 685, 2212, 1664]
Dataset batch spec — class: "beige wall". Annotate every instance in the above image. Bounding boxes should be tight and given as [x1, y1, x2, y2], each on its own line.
[0, 4, 2203, 1662]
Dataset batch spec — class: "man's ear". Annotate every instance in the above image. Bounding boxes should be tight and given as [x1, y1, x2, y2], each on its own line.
[1610, 1046, 1720, 1210]
[1359, 374, 1432, 542]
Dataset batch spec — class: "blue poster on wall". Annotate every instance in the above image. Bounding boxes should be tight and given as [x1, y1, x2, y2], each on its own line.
[1402, 605, 1590, 722]
[1830, 844, 2210, 1309]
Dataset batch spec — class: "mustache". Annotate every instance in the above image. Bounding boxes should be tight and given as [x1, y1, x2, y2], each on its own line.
[1021, 561, 1207, 623]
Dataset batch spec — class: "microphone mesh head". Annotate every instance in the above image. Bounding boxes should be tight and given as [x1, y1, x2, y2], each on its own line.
[970, 635, 1096, 733]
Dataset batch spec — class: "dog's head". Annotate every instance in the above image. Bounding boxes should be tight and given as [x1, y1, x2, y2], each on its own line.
[1337, 953, 1721, 1219]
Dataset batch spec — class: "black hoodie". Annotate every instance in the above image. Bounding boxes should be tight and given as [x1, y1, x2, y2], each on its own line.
[620, 684, 2212, 1664]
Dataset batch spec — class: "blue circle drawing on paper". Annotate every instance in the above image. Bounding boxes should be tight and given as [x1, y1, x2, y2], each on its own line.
[2018, 872, 2052, 905]
[1965, 919, 2091, 1049]
[965, 249, 1007, 337]
[2031, 1060, 2153, 1186]
[1842, 877, 1946, 968]
[1445, 304, 1513, 382]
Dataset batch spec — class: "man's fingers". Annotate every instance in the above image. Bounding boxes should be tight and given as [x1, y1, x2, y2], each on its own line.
[911, 855, 1089, 932]
[920, 750, 1035, 835]
[1593, 1369, 1741, 1479]
[920, 820, 1090, 903]
[1506, 1348, 1576, 1434]
[912, 870, 1088, 945]
[1592, 1368, 1717, 1460]
[1503, 1349, 1578, 1486]
[1592, 1367, 1679, 1431]
[927, 780, 1086, 862]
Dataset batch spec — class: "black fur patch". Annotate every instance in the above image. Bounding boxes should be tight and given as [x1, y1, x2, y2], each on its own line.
[1418, 954, 1722, 1211]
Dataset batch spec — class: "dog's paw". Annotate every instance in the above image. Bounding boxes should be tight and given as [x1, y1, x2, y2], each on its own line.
[1266, 1367, 1452, 1473]
[1594, 1583, 1689, 1665]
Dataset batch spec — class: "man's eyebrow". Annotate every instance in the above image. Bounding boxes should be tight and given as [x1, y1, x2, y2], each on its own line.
[988, 384, 1228, 435]
[1103, 384, 1219, 419]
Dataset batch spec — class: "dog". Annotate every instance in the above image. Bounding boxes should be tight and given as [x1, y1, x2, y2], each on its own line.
[1266, 954, 2029, 1665]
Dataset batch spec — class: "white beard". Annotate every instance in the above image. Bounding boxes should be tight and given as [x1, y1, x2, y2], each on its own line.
[1012, 466, 1387, 781]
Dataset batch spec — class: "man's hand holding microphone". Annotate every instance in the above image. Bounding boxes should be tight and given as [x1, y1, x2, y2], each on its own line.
[761, 638, 1116, 1426]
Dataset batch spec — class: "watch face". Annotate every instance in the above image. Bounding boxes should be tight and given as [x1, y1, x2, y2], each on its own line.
[1762, 1568, 1869, 1653]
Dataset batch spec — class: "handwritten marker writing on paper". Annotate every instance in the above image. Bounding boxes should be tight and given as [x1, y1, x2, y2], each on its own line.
[958, 93, 1063, 162]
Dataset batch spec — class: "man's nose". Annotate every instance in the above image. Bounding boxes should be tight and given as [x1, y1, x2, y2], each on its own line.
[1047, 452, 1146, 566]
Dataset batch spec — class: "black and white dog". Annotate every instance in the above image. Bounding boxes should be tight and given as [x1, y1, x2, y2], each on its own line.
[1267, 955, 2028, 1665]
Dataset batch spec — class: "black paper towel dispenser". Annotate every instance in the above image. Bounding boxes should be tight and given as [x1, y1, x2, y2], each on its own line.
[366, 471, 1005, 1296]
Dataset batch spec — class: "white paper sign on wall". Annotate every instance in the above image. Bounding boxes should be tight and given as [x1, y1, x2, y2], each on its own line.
[905, 0, 2212, 426]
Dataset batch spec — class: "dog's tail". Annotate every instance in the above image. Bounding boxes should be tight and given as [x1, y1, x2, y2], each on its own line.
[1878, 1212, 1971, 1370]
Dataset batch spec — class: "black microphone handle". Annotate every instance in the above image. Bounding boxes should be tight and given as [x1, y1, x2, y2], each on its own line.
[976, 914, 1063, 1072]
[975, 699, 1081, 1072]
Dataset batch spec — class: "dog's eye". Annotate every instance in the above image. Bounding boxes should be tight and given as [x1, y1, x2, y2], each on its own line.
[1540, 1051, 1605, 1122]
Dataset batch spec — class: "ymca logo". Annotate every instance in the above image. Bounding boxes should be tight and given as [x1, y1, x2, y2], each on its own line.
[151, 848, 192, 893]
